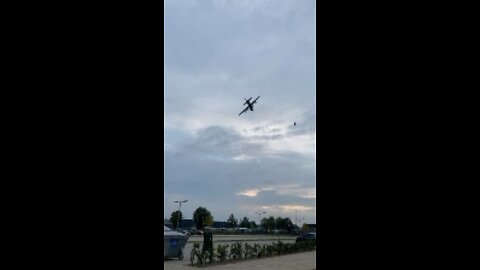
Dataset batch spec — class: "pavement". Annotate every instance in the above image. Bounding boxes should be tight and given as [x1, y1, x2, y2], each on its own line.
[164, 250, 316, 270]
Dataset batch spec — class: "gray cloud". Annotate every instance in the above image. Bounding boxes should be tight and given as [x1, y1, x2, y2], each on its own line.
[164, 124, 315, 222]
[164, 0, 316, 224]
[184, 126, 265, 159]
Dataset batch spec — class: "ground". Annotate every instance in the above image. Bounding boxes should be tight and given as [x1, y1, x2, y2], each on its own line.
[164, 234, 316, 270]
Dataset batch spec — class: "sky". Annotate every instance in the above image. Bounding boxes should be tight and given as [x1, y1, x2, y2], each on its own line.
[164, 0, 316, 226]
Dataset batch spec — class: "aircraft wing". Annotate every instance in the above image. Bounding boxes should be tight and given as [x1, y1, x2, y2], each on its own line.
[239, 106, 249, 116]
[252, 96, 260, 104]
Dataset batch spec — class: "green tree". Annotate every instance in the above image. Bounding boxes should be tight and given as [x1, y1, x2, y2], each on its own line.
[302, 223, 309, 233]
[205, 215, 214, 226]
[260, 218, 267, 230]
[284, 217, 293, 233]
[275, 217, 293, 232]
[239, 217, 250, 228]
[227, 214, 238, 228]
[261, 216, 276, 233]
[249, 221, 257, 228]
[169, 210, 182, 230]
[193, 206, 213, 230]
[275, 217, 284, 230]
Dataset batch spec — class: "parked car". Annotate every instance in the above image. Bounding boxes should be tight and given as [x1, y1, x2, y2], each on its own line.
[296, 232, 316, 243]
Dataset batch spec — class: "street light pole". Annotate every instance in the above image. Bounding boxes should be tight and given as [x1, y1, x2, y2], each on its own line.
[299, 218, 305, 233]
[255, 211, 266, 226]
[295, 209, 297, 226]
[173, 200, 188, 230]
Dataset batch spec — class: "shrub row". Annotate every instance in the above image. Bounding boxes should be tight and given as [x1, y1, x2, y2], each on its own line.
[189, 240, 316, 267]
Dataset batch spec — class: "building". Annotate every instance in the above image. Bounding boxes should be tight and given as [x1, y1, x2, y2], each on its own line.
[164, 219, 173, 229]
[179, 219, 195, 229]
[212, 221, 228, 228]
[164, 218, 229, 230]
[304, 224, 316, 233]
[164, 218, 194, 229]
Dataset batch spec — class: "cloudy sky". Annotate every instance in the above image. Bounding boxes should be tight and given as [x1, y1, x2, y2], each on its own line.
[164, 0, 316, 226]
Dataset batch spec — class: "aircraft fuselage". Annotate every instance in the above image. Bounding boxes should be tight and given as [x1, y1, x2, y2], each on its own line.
[239, 96, 260, 116]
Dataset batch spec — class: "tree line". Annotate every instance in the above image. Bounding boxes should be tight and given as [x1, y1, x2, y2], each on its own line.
[169, 206, 300, 233]
[169, 206, 214, 230]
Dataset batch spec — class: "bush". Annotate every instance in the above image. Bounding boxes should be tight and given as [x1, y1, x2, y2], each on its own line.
[294, 239, 316, 252]
[190, 242, 203, 266]
[284, 242, 295, 254]
[203, 248, 213, 264]
[229, 242, 243, 260]
[252, 243, 261, 258]
[257, 244, 267, 258]
[215, 244, 229, 262]
[276, 241, 285, 255]
[266, 244, 274, 256]
[190, 239, 315, 267]
[244, 242, 258, 258]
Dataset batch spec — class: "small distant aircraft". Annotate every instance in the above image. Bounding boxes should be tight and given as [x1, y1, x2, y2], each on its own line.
[239, 96, 260, 116]
[294, 122, 296, 126]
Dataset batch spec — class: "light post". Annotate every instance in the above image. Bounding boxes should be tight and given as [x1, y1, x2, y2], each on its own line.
[174, 200, 188, 230]
[255, 211, 266, 227]
[295, 209, 297, 226]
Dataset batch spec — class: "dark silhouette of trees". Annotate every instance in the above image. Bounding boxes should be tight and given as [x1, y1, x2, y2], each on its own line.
[260, 216, 294, 233]
[227, 214, 238, 228]
[239, 217, 250, 228]
[261, 216, 276, 233]
[169, 210, 182, 230]
[193, 206, 213, 230]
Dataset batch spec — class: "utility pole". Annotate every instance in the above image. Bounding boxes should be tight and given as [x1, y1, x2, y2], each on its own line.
[255, 211, 266, 226]
[295, 209, 298, 226]
[173, 200, 188, 230]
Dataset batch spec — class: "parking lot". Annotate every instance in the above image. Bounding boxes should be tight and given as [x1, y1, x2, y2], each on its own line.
[164, 234, 315, 269]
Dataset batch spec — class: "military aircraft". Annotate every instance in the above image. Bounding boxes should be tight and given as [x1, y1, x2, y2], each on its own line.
[239, 96, 260, 116]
